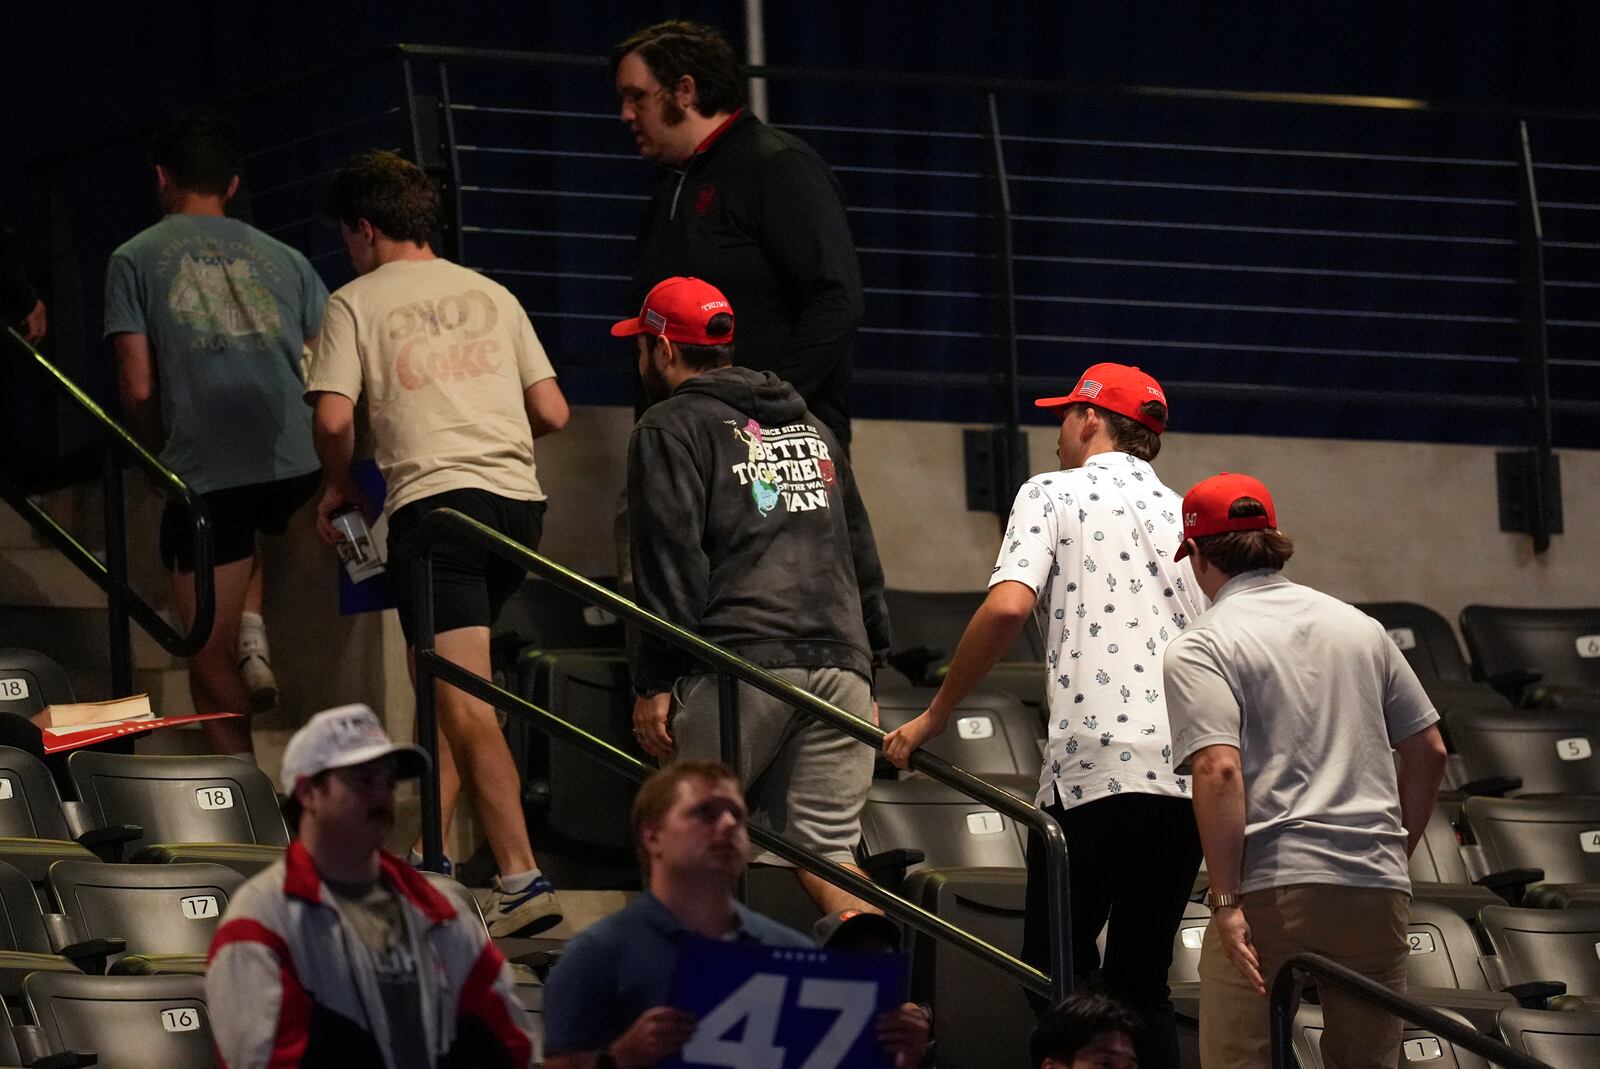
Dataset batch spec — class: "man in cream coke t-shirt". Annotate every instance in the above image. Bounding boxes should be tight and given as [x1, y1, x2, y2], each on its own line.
[305, 149, 571, 937]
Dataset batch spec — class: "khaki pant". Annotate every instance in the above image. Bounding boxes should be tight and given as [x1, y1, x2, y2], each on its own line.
[1199, 884, 1410, 1069]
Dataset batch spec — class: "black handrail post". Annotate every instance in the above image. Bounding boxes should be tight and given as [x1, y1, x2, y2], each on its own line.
[411, 540, 445, 873]
[716, 671, 741, 778]
[400, 53, 425, 167]
[1267, 954, 1301, 1069]
[1501, 118, 1562, 554]
[101, 445, 133, 698]
[1040, 820, 1073, 1001]
[437, 60, 466, 264]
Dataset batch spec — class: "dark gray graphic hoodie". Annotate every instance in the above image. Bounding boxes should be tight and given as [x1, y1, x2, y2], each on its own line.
[627, 366, 890, 693]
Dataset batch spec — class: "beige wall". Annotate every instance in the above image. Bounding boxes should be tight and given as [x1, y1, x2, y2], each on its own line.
[540, 408, 1600, 628]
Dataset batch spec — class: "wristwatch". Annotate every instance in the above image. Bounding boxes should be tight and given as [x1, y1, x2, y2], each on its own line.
[1207, 891, 1241, 912]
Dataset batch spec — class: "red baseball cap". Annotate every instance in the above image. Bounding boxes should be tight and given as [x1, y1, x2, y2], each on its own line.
[1034, 363, 1168, 433]
[1174, 473, 1277, 561]
[610, 276, 734, 346]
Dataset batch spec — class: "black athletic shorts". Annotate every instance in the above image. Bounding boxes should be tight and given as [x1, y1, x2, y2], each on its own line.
[385, 487, 546, 645]
[159, 470, 321, 573]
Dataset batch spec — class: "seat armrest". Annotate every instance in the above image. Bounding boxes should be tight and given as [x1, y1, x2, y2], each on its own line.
[13, 1023, 95, 1068]
[57, 938, 125, 976]
[859, 848, 926, 890]
[1454, 775, 1523, 798]
[1503, 980, 1566, 1009]
[1474, 867, 1544, 903]
[73, 825, 142, 863]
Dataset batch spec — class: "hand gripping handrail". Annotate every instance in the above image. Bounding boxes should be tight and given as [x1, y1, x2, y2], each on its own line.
[1268, 953, 1552, 1069]
[1, 328, 214, 671]
[410, 506, 1073, 1000]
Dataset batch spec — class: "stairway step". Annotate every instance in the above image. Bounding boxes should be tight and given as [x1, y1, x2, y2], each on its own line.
[0, 506, 44, 551]
[0, 549, 109, 609]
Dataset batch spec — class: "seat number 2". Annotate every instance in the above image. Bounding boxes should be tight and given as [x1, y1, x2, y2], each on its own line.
[195, 787, 234, 811]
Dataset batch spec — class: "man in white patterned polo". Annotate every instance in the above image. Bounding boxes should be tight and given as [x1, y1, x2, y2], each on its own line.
[884, 363, 1205, 1069]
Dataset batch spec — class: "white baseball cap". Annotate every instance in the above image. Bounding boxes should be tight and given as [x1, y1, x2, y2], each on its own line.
[279, 703, 430, 793]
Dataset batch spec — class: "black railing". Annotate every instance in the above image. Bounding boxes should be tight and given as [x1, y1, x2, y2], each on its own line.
[1268, 953, 1552, 1069]
[410, 507, 1073, 1001]
[0, 327, 214, 692]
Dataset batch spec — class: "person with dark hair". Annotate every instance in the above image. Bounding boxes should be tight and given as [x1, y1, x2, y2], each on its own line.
[884, 363, 1205, 1069]
[105, 108, 328, 759]
[615, 277, 890, 919]
[1163, 473, 1448, 1069]
[1031, 994, 1143, 1069]
[544, 761, 928, 1068]
[208, 704, 534, 1069]
[307, 148, 571, 937]
[0, 200, 46, 343]
[611, 20, 864, 449]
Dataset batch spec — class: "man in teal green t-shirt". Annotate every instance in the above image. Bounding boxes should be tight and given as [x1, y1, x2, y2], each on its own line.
[104, 109, 328, 759]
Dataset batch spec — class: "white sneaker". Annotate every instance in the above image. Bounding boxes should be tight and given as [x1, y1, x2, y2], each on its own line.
[238, 653, 277, 712]
[484, 875, 563, 938]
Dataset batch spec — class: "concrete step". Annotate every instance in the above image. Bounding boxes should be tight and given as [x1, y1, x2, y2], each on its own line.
[0, 606, 183, 673]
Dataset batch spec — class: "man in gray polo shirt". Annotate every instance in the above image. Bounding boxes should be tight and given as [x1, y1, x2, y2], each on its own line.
[1161, 473, 1447, 1069]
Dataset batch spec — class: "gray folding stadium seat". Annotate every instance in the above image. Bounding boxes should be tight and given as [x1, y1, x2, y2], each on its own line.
[900, 866, 1033, 1069]
[1459, 605, 1600, 704]
[0, 746, 102, 886]
[65, 752, 287, 876]
[1498, 1007, 1600, 1069]
[856, 774, 1034, 889]
[1444, 704, 1600, 796]
[1478, 906, 1600, 1007]
[511, 649, 640, 863]
[46, 860, 245, 976]
[21, 972, 215, 1069]
[1407, 806, 1501, 918]
[1291, 1004, 1489, 1069]
[0, 859, 97, 992]
[1356, 602, 1477, 685]
[880, 590, 1046, 705]
[491, 576, 624, 661]
[1401, 900, 1517, 1032]
[874, 686, 1042, 779]
[1460, 796, 1600, 908]
[0, 648, 75, 719]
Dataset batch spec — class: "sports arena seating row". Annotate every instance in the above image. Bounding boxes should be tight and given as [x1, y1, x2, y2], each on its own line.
[0, 587, 1596, 1066]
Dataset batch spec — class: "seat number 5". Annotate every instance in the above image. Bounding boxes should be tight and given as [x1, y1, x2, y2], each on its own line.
[682, 974, 877, 1069]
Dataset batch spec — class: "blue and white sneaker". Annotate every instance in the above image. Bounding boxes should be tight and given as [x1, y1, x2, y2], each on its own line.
[485, 874, 563, 938]
[406, 849, 453, 878]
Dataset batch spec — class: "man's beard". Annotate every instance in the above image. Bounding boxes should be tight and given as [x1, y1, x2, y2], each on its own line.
[640, 356, 673, 403]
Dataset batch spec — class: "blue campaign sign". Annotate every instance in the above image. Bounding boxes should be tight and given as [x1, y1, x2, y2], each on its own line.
[662, 937, 909, 1069]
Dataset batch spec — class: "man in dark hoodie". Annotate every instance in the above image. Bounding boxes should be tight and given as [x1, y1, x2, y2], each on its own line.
[611, 20, 863, 449]
[615, 276, 889, 916]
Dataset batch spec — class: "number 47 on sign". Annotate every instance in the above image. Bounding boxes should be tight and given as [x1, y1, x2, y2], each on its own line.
[662, 936, 909, 1069]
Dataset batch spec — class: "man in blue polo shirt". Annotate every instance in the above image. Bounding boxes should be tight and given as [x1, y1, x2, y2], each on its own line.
[543, 761, 931, 1068]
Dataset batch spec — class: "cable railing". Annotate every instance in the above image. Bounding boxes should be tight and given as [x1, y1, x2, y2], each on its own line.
[1268, 953, 1552, 1069]
[0, 328, 214, 691]
[409, 507, 1073, 1002]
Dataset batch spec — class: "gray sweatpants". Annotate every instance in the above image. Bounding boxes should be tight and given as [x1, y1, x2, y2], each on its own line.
[669, 667, 875, 866]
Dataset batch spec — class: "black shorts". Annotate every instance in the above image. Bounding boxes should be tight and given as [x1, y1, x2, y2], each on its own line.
[385, 488, 547, 646]
[159, 471, 321, 573]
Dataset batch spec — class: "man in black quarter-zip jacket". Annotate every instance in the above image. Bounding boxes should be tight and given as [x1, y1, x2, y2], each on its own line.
[611, 20, 864, 449]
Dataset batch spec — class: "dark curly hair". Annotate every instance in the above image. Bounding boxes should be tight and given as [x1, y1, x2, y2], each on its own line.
[150, 109, 242, 197]
[610, 20, 747, 117]
[1030, 994, 1144, 1068]
[326, 149, 441, 245]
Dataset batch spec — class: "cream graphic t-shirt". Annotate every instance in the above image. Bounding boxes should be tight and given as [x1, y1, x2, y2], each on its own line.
[307, 259, 557, 515]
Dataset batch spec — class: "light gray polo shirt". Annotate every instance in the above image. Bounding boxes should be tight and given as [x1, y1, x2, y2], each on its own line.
[1163, 570, 1438, 894]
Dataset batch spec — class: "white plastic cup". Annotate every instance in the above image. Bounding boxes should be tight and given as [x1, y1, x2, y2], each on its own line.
[331, 508, 385, 583]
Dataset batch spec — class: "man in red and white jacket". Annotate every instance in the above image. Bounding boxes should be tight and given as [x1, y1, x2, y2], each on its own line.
[206, 704, 534, 1069]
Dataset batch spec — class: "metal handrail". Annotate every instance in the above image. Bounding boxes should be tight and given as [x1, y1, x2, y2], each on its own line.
[0, 327, 214, 679]
[1268, 953, 1552, 1069]
[409, 507, 1073, 1000]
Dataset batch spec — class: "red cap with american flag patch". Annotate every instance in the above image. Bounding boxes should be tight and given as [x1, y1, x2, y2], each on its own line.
[610, 276, 734, 346]
[1034, 362, 1168, 433]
